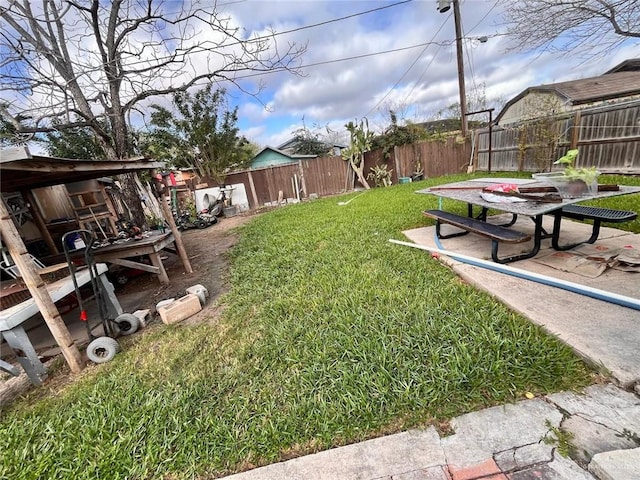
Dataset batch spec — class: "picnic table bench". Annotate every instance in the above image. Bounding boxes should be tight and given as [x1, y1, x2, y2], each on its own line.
[423, 209, 534, 264]
[551, 205, 638, 251]
[0, 263, 121, 385]
[419, 180, 640, 263]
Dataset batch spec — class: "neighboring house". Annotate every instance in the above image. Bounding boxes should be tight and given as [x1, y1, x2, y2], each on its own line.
[250, 146, 316, 169]
[496, 59, 640, 126]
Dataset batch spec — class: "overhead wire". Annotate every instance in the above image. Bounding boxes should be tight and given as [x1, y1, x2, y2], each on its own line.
[247, 0, 414, 40]
[363, 10, 453, 118]
[401, 0, 499, 120]
[463, 0, 501, 110]
[85, 0, 416, 71]
[228, 40, 453, 80]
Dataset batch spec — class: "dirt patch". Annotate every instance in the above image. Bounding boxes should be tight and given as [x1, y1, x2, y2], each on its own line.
[119, 212, 254, 313]
[0, 212, 257, 405]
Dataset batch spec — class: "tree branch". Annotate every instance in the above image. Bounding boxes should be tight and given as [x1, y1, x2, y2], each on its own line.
[500, 0, 639, 56]
[0, 0, 306, 159]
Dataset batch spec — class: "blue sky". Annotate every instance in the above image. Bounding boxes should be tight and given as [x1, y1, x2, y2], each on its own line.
[1, 0, 637, 153]
[218, 0, 638, 148]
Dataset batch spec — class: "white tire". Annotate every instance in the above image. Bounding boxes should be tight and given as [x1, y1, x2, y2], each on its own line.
[114, 313, 140, 336]
[86, 336, 120, 363]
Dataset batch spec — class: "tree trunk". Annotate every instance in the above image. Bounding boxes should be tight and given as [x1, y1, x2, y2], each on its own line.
[97, 122, 149, 229]
[120, 173, 148, 228]
[351, 160, 370, 190]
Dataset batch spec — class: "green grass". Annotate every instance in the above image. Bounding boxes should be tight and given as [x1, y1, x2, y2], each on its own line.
[1, 173, 638, 479]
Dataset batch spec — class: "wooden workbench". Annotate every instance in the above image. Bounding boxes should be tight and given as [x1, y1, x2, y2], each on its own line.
[90, 230, 179, 284]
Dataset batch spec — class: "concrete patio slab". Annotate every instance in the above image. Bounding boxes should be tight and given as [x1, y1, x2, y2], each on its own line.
[401, 215, 640, 387]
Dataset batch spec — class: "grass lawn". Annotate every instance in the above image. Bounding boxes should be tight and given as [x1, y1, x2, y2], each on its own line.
[1, 173, 638, 479]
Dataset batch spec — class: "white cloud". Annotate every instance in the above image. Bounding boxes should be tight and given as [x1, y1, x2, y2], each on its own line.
[3, 0, 637, 150]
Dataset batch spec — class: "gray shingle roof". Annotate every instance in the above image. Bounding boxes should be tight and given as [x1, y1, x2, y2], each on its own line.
[536, 71, 640, 105]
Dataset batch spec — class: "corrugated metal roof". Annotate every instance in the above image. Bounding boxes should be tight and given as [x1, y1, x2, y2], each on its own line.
[0, 147, 165, 192]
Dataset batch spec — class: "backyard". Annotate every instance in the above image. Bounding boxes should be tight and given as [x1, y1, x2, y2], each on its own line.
[1, 172, 639, 479]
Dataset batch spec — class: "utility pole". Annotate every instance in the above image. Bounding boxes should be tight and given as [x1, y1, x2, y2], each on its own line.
[453, 0, 468, 137]
[438, 0, 468, 137]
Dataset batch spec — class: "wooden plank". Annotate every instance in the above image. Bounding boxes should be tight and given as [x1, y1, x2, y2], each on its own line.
[148, 252, 169, 284]
[158, 192, 192, 275]
[0, 146, 30, 162]
[247, 170, 259, 208]
[23, 189, 59, 255]
[519, 184, 620, 193]
[38, 263, 69, 275]
[107, 258, 160, 274]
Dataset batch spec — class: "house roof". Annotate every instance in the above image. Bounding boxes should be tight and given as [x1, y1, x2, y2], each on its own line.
[538, 71, 640, 104]
[495, 68, 640, 124]
[605, 58, 640, 73]
[254, 146, 317, 159]
[0, 147, 165, 193]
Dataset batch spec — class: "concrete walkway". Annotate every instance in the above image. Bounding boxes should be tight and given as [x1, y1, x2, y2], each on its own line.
[223, 217, 640, 480]
[225, 384, 640, 480]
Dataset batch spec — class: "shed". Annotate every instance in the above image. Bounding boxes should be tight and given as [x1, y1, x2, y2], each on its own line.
[0, 146, 170, 377]
[1, 147, 167, 255]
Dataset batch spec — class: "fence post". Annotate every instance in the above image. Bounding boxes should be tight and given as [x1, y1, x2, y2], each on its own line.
[570, 111, 581, 150]
[246, 170, 259, 208]
[297, 161, 308, 199]
[393, 146, 401, 183]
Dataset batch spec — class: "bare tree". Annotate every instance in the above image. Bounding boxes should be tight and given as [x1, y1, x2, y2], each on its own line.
[0, 0, 305, 226]
[500, 0, 639, 58]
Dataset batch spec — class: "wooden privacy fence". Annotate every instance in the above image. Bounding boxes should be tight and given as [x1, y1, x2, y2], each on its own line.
[474, 100, 640, 174]
[215, 136, 472, 210]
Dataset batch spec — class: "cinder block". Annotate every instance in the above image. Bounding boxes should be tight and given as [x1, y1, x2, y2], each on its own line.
[158, 294, 202, 325]
[186, 284, 208, 305]
[132, 309, 150, 328]
[156, 298, 175, 311]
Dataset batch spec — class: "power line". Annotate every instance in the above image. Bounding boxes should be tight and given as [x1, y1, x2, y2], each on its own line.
[464, 0, 499, 100]
[363, 11, 452, 118]
[252, 0, 414, 41]
[232, 40, 453, 80]
[27, 1, 415, 73]
[465, 0, 499, 35]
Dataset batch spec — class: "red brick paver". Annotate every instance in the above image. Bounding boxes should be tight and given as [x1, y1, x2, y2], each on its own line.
[448, 458, 508, 480]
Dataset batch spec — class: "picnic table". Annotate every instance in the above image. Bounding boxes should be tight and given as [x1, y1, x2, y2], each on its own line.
[417, 178, 640, 264]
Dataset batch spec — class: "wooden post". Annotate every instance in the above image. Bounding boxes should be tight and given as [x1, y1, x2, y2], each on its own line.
[393, 146, 401, 183]
[570, 111, 581, 150]
[151, 170, 192, 274]
[247, 170, 259, 209]
[159, 195, 192, 274]
[297, 161, 308, 199]
[0, 197, 85, 374]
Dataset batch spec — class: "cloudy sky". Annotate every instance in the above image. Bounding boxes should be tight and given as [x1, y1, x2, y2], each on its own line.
[1, 0, 637, 152]
[212, 0, 637, 148]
